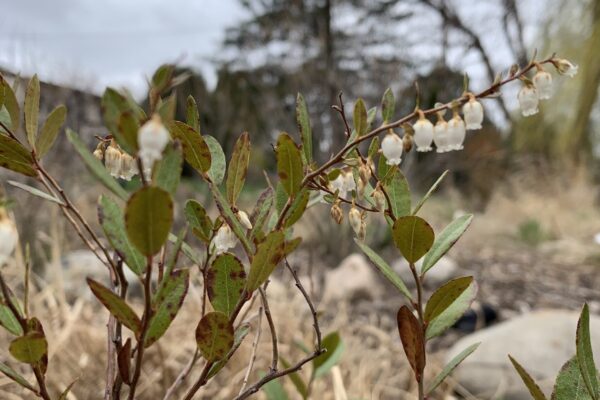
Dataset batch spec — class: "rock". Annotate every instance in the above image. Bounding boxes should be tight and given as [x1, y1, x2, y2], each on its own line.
[323, 253, 380, 302]
[392, 256, 459, 288]
[445, 309, 600, 399]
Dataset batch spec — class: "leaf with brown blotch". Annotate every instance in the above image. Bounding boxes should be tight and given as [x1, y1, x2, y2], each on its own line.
[226, 132, 250, 205]
[397, 305, 425, 382]
[196, 312, 234, 362]
[207, 253, 246, 317]
[87, 278, 141, 335]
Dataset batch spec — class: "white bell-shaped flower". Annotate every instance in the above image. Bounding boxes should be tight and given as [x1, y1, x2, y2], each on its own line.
[138, 114, 170, 178]
[119, 152, 138, 181]
[104, 144, 122, 178]
[554, 59, 578, 77]
[381, 131, 403, 165]
[462, 96, 484, 130]
[447, 114, 466, 151]
[371, 184, 386, 211]
[518, 85, 539, 117]
[413, 114, 434, 152]
[236, 210, 253, 230]
[533, 70, 553, 100]
[434, 118, 450, 153]
[348, 206, 365, 240]
[0, 210, 17, 265]
[212, 224, 237, 254]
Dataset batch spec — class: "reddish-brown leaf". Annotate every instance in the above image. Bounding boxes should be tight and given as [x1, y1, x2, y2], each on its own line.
[397, 305, 425, 382]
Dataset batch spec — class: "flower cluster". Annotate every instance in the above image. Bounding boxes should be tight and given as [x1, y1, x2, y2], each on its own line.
[94, 141, 138, 181]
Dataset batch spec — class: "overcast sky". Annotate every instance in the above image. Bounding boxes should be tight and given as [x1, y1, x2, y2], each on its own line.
[0, 0, 244, 97]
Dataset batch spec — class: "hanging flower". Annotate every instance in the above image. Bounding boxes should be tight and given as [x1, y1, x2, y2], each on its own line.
[138, 114, 170, 178]
[447, 112, 466, 151]
[342, 170, 356, 195]
[517, 85, 539, 117]
[434, 112, 450, 153]
[329, 170, 355, 198]
[359, 158, 372, 184]
[553, 58, 578, 77]
[413, 112, 434, 152]
[93, 143, 105, 161]
[0, 209, 17, 265]
[212, 224, 237, 254]
[462, 95, 484, 130]
[533, 70, 553, 100]
[119, 152, 138, 181]
[104, 142, 122, 178]
[236, 210, 253, 230]
[348, 205, 366, 240]
[371, 184, 386, 211]
[330, 201, 343, 224]
[381, 131, 403, 165]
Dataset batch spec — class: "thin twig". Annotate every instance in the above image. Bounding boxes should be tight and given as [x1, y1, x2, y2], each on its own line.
[162, 350, 200, 400]
[238, 307, 263, 395]
[258, 287, 278, 372]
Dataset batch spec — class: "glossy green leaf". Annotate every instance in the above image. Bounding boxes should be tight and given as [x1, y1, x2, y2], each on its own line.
[207, 253, 246, 316]
[195, 311, 234, 362]
[186, 95, 200, 132]
[8, 180, 63, 205]
[296, 93, 312, 163]
[24, 74, 40, 148]
[9, 331, 47, 364]
[246, 230, 285, 292]
[98, 195, 145, 275]
[145, 269, 189, 347]
[397, 305, 425, 382]
[35, 105, 66, 157]
[424, 276, 474, 323]
[276, 132, 303, 197]
[204, 135, 226, 185]
[153, 143, 182, 194]
[168, 121, 211, 173]
[87, 278, 141, 334]
[226, 132, 250, 205]
[0, 361, 35, 391]
[552, 357, 594, 400]
[384, 168, 411, 218]
[509, 355, 548, 400]
[421, 214, 473, 275]
[354, 239, 412, 300]
[313, 332, 345, 378]
[284, 188, 309, 228]
[381, 88, 395, 123]
[0, 134, 36, 177]
[353, 98, 368, 136]
[577, 304, 599, 399]
[116, 111, 139, 154]
[0, 302, 22, 335]
[427, 342, 480, 394]
[66, 129, 128, 200]
[392, 216, 434, 263]
[125, 186, 173, 256]
[426, 280, 478, 340]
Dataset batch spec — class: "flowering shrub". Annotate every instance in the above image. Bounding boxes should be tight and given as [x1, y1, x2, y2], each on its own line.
[0, 53, 589, 400]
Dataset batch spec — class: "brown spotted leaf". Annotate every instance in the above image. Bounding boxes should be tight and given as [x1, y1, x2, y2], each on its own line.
[196, 312, 234, 362]
[168, 121, 211, 173]
[245, 230, 285, 292]
[87, 278, 141, 335]
[207, 253, 246, 317]
[397, 305, 425, 382]
[276, 132, 303, 197]
[226, 132, 250, 205]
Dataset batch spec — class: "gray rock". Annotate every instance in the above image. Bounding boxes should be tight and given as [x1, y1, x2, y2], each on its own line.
[323, 253, 380, 302]
[445, 309, 600, 399]
[392, 256, 459, 288]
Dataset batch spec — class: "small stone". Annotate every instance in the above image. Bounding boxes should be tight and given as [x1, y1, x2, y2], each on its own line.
[323, 253, 380, 302]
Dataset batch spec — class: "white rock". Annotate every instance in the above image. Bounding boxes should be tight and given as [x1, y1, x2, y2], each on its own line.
[323, 253, 380, 302]
[445, 309, 600, 399]
[392, 256, 459, 288]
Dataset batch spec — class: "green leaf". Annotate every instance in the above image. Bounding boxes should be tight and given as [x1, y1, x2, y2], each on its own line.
[397, 306, 425, 382]
[381, 88, 395, 123]
[0, 134, 36, 177]
[284, 188, 309, 228]
[36, 105, 67, 157]
[157, 92, 177, 123]
[421, 214, 473, 275]
[0, 361, 35, 391]
[313, 332, 345, 378]
[168, 121, 211, 174]
[276, 132, 303, 198]
[426, 280, 478, 340]
[9, 331, 47, 364]
[368, 136, 380, 159]
[0, 302, 23, 335]
[424, 276, 474, 323]
[153, 143, 183, 194]
[66, 129, 128, 200]
[412, 170, 448, 215]
[246, 230, 285, 292]
[249, 187, 274, 241]
[98, 195, 145, 275]
[296, 93, 312, 163]
[354, 239, 412, 300]
[24, 74, 40, 148]
[208, 184, 254, 252]
[577, 304, 599, 399]
[207, 253, 246, 316]
[125, 186, 173, 256]
[101, 88, 131, 136]
[384, 168, 411, 218]
[281, 356, 308, 399]
[0, 77, 19, 132]
[145, 269, 189, 347]
[8, 180, 63, 205]
[204, 135, 226, 185]
[207, 323, 251, 379]
[195, 311, 234, 362]
[263, 373, 289, 400]
[186, 95, 200, 132]
[552, 357, 594, 400]
[427, 343, 480, 394]
[87, 278, 141, 334]
[509, 355, 548, 400]
[58, 379, 78, 400]
[392, 216, 435, 263]
[116, 111, 140, 154]
[152, 64, 174, 90]
[184, 200, 213, 243]
[353, 98, 368, 136]
[226, 132, 250, 205]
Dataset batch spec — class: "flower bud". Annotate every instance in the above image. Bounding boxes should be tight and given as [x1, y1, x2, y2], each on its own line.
[212, 224, 237, 254]
[533, 70, 553, 100]
[330, 201, 343, 224]
[517, 85, 539, 117]
[413, 114, 434, 152]
[371, 184, 386, 211]
[434, 118, 450, 153]
[138, 114, 170, 178]
[359, 159, 372, 184]
[236, 210, 253, 230]
[447, 113, 466, 151]
[462, 96, 484, 130]
[553, 58, 578, 77]
[402, 133, 413, 153]
[119, 152, 138, 181]
[104, 143, 122, 178]
[348, 206, 363, 239]
[381, 131, 403, 165]
[93, 143, 105, 161]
